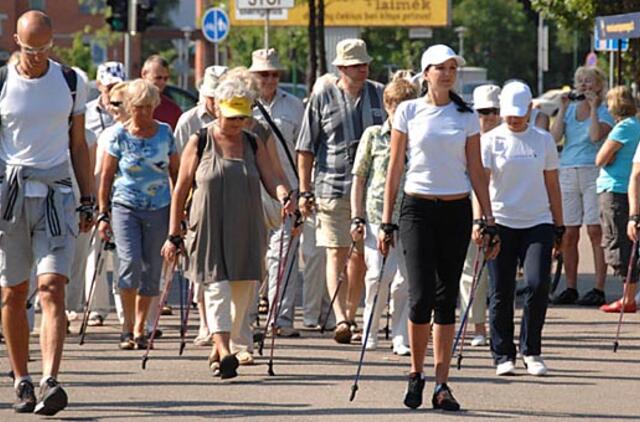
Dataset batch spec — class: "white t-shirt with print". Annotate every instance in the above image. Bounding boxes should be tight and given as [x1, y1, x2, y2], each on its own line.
[393, 98, 480, 196]
[481, 123, 559, 229]
[0, 60, 88, 196]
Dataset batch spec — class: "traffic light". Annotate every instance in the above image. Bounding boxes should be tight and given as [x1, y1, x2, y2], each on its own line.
[136, 0, 157, 33]
[106, 0, 128, 33]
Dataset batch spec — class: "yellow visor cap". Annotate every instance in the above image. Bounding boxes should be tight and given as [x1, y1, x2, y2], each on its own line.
[218, 96, 253, 118]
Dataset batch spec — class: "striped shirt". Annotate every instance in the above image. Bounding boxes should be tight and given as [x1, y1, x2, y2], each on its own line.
[296, 79, 385, 199]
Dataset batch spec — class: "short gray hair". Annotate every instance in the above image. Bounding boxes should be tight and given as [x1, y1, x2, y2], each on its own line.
[214, 78, 256, 103]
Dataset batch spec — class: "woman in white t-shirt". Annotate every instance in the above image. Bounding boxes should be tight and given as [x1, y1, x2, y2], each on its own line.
[481, 81, 564, 377]
[380, 44, 498, 412]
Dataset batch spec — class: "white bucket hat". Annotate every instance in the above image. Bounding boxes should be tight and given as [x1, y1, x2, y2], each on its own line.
[96, 61, 126, 86]
[249, 48, 284, 72]
[420, 44, 465, 73]
[332, 39, 372, 67]
[500, 81, 532, 117]
[473, 84, 501, 110]
[199, 65, 228, 98]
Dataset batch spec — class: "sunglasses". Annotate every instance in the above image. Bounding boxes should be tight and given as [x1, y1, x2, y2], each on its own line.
[226, 116, 248, 121]
[16, 37, 53, 55]
[257, 71, 280, 79]
[109, 101, 123, 107]
[477, 108, 499, 116]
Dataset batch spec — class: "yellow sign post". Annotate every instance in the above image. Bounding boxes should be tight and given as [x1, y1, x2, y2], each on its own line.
[230, 0, 451, 27]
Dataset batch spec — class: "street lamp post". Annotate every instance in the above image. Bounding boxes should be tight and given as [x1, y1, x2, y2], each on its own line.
[455, 26, 467, 57]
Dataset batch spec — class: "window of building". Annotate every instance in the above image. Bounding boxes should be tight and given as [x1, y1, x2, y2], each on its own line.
[29, 0, 45, 11]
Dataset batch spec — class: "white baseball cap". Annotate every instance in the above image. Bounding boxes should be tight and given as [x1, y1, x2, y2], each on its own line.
[96, 61, 126, 86]
[420, 44, 465, 73]
[500, 81, 532, 117]
[473, 84, 501, 110]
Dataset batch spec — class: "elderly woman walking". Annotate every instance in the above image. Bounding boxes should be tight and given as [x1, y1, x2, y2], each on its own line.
[98, 79, 179, 350]
[161, 78, 293, 380]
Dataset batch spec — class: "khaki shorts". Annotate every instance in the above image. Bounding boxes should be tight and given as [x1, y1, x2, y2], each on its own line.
[0, 196, 77, 287]
[315, 196, 364, 252]
[559, 167, 600, 226]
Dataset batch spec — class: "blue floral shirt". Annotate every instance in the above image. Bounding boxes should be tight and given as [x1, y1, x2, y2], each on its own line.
[106, 122, 176, 210]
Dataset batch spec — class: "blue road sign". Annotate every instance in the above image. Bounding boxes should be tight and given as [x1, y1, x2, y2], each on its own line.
[201, 8, 230, 44]
[594, 26, 629, 52]
[596, 12, 640, 40]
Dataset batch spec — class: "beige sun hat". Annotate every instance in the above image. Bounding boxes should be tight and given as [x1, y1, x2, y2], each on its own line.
[332, 38, 372, 67]
[473, 84, 501, 110]
[249, 48, 284, 72]
[200, 65, 228, 98]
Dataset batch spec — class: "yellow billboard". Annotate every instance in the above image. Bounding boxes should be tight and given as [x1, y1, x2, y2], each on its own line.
[230, 0, 451, 27]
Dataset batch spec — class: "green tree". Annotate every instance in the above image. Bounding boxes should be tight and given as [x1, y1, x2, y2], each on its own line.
[53, 32, 97, 78]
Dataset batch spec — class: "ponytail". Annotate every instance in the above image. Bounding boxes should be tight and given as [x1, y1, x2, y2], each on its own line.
[449, 91, 473, 113]
[421, 80, 473, 114]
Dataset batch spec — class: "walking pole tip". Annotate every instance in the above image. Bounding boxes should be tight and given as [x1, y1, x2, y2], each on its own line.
[141, 356, 148, 370]
[179, 341, 186, 356]
[613, 341, 619, 353]
[349, 384, 358, 402]
[457, 354, 463, 370]
[267, 360, 275, 376]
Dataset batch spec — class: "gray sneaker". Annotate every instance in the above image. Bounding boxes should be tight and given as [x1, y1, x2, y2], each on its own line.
[13, 379, 36, 413]
[34, 378, 68, 416]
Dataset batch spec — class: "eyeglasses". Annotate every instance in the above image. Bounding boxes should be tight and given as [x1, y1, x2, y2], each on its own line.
[16, 36, 53, 56]
[477, 108, 499, 116]
[226, 116, 248, 121]
[257, 71, 280, 79]
[109, 101, 123, 107]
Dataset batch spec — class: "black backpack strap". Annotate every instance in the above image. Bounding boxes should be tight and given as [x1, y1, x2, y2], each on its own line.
[60, 65, 78, 125]
[197, 127, 208, 161]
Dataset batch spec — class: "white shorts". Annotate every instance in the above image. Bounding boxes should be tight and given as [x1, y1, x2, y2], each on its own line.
[559, 166, 601, 226]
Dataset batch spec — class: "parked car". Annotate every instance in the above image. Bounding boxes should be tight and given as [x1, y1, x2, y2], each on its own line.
[88, 81, 198, 112]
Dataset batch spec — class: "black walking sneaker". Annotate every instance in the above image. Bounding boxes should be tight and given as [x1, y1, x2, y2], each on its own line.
[576, 288, 606, 306]
[432, 383, 460, 411]
[134, 335, 151, 350]
[551, 288, 578, 305]
[13, 379, 36, 413]
[34, 378, 68, 416]
[403, 372, 425, 409]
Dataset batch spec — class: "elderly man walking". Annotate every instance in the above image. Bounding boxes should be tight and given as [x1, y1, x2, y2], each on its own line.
[250, 48, 305, 337]
[297, 39, 385, 343]
[0, 10, 93, 415]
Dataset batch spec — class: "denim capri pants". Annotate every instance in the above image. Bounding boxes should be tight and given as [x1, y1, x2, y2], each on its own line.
[111, 203, 169, 296]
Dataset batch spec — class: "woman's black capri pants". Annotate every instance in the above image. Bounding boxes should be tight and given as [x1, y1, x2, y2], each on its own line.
[399, 195, 472, 325]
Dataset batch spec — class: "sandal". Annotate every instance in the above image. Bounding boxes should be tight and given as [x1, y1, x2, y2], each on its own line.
[219, 354, 239, 380]
[193, 333, 213, 347]
[334, 321, 352, 344]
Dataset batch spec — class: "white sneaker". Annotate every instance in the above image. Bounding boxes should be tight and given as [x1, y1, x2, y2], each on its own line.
[364, 341, 377, 351]
[496, 360, 516, 376]
[470, 335, 487, 347]
[523, 355, 547, 376]
[393, 344, 411, 356]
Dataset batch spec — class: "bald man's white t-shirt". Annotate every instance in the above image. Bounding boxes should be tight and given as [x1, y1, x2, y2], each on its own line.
[0, 59, 88, 196]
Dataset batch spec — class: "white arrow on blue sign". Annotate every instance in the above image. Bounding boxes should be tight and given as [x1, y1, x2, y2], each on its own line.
[202, 7, 230, 44]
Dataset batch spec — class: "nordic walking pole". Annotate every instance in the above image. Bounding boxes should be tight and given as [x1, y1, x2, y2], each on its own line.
[178, 257, 193, 356]
[384, 290, 391, 340]
[142, 259, 175, 369]
[320, 241, 357, 333]
[265, 215, 290, 375]
[452, 246, 487, 370]
[613, 239, 637, 352]
[177, 255, 186, 356]
[549, 253, 564, 298]
[25, 288, 39, 310]
[79, 238, 108, 345]
[350, 254, 387, 402]
[258, 217, 293, 356]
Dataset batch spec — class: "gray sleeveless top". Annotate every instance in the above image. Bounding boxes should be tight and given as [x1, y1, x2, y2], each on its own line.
[188, 127, 266, 283]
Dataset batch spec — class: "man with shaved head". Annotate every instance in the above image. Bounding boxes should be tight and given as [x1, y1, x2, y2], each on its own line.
[0, 10, 93, 415]
[141, 54, 182, 130]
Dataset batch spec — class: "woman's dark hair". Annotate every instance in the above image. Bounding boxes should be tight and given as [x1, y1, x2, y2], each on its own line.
[420, 78, 473, 114]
